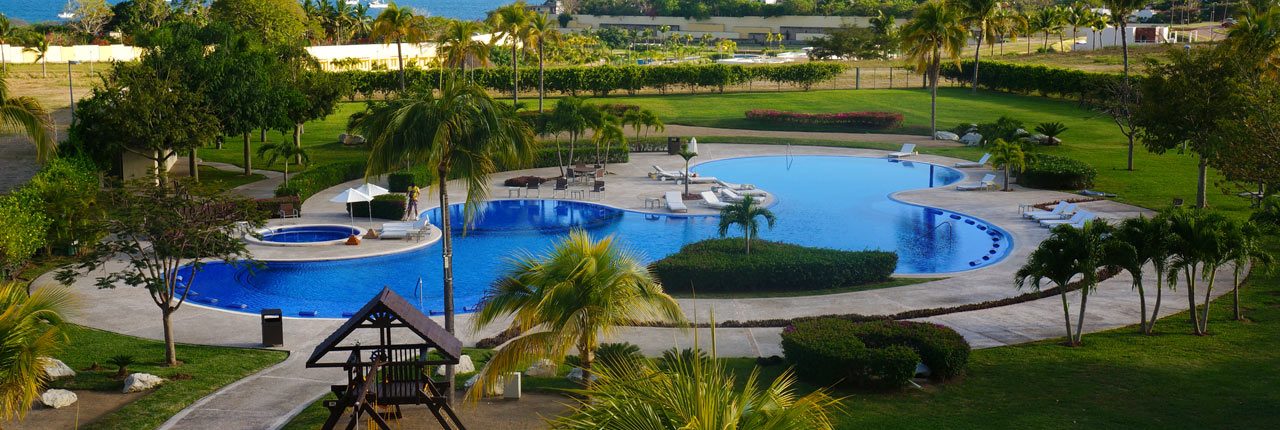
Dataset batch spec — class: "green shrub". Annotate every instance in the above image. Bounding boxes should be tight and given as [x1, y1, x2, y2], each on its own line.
[387, 172, 417, 192]
[845, 320, 971, 380]
[276, 161, 366, 201]
[780, 319, 920, 389]
[348, 194, 407, 220]
[651, 239, 896, 294]
[940, 60, 1128, 102]
[1018, 154, 1097, 190]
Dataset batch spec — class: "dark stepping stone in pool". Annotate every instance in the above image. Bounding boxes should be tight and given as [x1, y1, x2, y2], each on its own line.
[299, 310, 318, 317]
[964, 219, 975, 225]
[977, 225, 987, 230]
[989, 250, 997, 254]
[969, 261, 977, 266]
[982, 256, 991, 261]
[341, 311, 356, 317]
[950, 214, 962, 220]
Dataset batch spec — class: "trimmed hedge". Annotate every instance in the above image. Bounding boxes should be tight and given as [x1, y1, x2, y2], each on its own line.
[348, 194, 407, 220]
[781, 318, 970, 388]
[276, 161, 366, 201]
[1018, 153, 1097, 190]
[651, 239, 896, 294]
[745, 109, 904, 130]
[940, 60, 1130, 102]
[337, 62, 847, 97]
[387, 172, 417, 192]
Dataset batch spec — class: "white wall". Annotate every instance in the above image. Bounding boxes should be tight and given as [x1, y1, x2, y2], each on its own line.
[1074, 25, 1174, 51]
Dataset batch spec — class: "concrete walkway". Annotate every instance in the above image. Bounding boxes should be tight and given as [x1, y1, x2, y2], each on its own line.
[200, 160, 286, 199]
[42, 142, 1237, 430]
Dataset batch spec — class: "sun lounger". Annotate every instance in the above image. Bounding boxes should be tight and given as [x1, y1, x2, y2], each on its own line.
[954, 153, 991, 168]
[652, 165, 685, 181]
[715, 179, 755, 190]
[381, 218, 430, 240]
[683, 175, 719, 184]
[956, 174, 997, 191]
[1023, 201, 1075, 220]
[700, 191, 730, 209]
[888, 143, 917, 158]
[665, 191, 687, 213]
[1041, 211, 1094, 227]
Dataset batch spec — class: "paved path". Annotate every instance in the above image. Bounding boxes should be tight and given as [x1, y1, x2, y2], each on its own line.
[0, 108, 71, 193]
[43, 142, 1238, 429]
[200, 160, 285, 199]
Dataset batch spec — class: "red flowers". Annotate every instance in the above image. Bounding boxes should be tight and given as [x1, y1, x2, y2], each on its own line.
[745, 109, 904, 130]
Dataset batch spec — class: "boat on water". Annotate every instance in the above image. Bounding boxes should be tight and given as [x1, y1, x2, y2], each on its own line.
[57, 0, 76, 20]
[345, 0, 360, 5]
[369, 0, 389, 8]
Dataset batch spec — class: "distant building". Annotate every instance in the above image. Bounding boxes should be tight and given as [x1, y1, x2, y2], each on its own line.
[527, 0, 561, 15]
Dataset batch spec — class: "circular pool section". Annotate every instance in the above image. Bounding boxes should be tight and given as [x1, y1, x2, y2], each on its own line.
[187, 156, 1013, 318]
[246, 225, 364, 247]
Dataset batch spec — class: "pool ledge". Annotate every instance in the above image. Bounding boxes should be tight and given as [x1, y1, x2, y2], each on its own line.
[243, 224, 442, 262]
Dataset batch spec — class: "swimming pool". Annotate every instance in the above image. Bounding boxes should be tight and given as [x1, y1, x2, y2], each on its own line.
[247, 225, 362, 246]
[183, 156, 1012, 318]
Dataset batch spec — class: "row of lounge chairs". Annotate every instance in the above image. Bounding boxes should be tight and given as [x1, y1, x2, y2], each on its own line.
[380, 217, 430, 240]
[956, 174, 998, 191]
[1021, 201, 1097, 229]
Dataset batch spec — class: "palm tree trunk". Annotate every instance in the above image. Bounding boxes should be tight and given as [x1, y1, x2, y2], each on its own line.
[1136, 278, 1147, 333]
[745, 230, 751, 255]
[929, 47, 939, 140]
[242, 132, 252, 175]
[1187, 269, 1203, 335]
[1147, 274, 1164, 334]
[1003, 165, 1011, 191]
[2, 46, 6, 72]
[396, 37, 406, 91]
[1074, 287, 1090, 344]
[578, 335, 595, 387]
[437, 164, 456, 403]
[189, 148, 199, 183]
[1043, 31, 1049, 50]
[511, 41, 519, 106]
[1120, 22, 1130, 76]
[1200, 271, 1217, 334]
[1060, 290, 1075, 345]
[283, 161, 289, 186]
[1232, 270, 1242, 321]
[42, 56, 47, 77]
[538, 40, 545, 113]
[1196, 155, 1209, 208]
[972, 31, 983, 94]
[294, 124, 303, 165]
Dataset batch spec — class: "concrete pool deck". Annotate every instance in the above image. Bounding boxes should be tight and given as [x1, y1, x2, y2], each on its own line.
[40, 142, 1234, 430]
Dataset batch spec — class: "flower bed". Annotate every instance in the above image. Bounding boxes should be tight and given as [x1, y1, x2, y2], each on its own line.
[745, 109, 904, 130]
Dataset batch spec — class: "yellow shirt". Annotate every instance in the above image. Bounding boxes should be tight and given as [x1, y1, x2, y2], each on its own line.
[408, 186, 420, 201]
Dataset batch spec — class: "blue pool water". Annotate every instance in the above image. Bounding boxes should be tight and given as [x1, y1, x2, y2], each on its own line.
[183, 156, 1012, 318]
[259, 225, 359, 243]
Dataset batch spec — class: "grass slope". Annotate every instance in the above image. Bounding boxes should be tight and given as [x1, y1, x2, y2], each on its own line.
[48, 325, 286, 430]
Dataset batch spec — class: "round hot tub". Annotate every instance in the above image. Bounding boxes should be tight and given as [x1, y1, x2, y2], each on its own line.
[246, 225, 364, 247]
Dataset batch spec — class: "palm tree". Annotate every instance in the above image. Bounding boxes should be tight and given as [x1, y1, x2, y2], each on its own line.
[1105, 0, 1146, 76]
[488, 2, 531, 107]
[0, 14, 16, 73]
[994, 6, 1026, 56]
[1224, 220, 1272, 321]
[552, 345, 844, 429]
[900, 1, 968, 139]
[23, 35, 49, 78]
[718, 195, 777, 255]
[1115, 215, 1175, 334]
[1226, 4, 1280, 69]
[1166, 208, 1231, 335]
[0, 283, 75, 422]
[469, 230, 685, 398]
[527, 13, 559, 113]
[953, 0, 999, 93]
[989, 138, 1025, 191]
[1089, 12, 1108, 51]
[437, 19, 491, 75]
[255, 141, 310, 186]
[550, 96, 601, 174]
[371, 2, 426, 91]
[593, 113, 625, 172]
[1, 75, 55, 164]
[1016, 220, 1133, 346]
[1065, 3, 1093, 51]
[354, 77, 535, 401]
[1031, 7, 1062, 50]
[622, 108, 664, 140]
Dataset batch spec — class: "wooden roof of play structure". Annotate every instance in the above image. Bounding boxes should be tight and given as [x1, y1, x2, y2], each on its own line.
[306, 288, 465, 430]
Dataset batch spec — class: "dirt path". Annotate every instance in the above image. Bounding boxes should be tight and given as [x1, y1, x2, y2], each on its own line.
[0, 108, 71, 193]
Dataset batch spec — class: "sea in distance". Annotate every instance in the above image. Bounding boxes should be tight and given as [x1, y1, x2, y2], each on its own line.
[2, 1, 515, 25]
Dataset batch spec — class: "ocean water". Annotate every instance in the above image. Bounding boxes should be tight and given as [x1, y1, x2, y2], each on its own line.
[182, 156, 1015, 318]
[1, 1, 514, 25]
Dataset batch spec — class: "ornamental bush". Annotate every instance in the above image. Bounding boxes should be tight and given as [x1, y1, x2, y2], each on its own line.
[940, 60, 1128, 102]
[276, 160, 366, 201]
[651, 239, 896, 294]
[781, 318, 970, 388]
[745, 109, 904, 130]
[845, 320, 971, 380]
[387, 172, 417, 193]
[348, 194, 406, 220]
[1018, 154, 1097, 190]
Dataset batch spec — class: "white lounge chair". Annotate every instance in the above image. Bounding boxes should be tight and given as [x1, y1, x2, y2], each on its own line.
[714, 180, 768, 196]
[1023, 201, 1075, 220]
[717, 188, 746, 202]
[700, 191, 730, 209]
[381, 217, 429, 240]
[888, 143, 917, 158]
[683, 175, 719, 184]
[1041, 210, 1094, 227]
[652, 165, 685, 181]
[956, 174, 997, 191]
[954, 153, 991, 168]
[665, 191, 688, 213]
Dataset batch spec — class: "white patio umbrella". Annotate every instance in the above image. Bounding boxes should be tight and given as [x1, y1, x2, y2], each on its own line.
[354, 183, 391, 229]
[687, 136, 699, 154]
[329, 188, 372, 234]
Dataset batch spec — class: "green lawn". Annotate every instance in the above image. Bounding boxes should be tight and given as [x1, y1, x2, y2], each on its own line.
[189, 165, 265, 194]
[197, 102, 370, 175]
[669, 277, 944, 299]
[48, 325, 286, 430]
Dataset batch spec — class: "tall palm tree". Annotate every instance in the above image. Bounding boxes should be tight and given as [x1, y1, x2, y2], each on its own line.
[994, 6, 1026, 56]
[0, 283, 75, 422]
[371, 2, 426, 91]
[469, 230, 685, 398]
[1226, 3, 1280, 69]
[1115, 215, 1175, 334]
[488, 2, 531, 107]
[989, 138, 1025, 191]
[1016, 220, 1134, 346]
[1105, 0, 1147, 76]
[1031, 7, 1062, 50]
[593, 113, 625, 172]
[255, 141, 310, 186]
[953, 0, 999, 93]
[354, 77, 535, 401]
[622, 108, 664, 140]
[1, 75, 55, 164]
[1224, 220, 1272, 321]
[1089, 12, 1109, 51]
[0, 14, 16, 73]
[23, 35, 49, 78]
[718, 195, 777, 255]
[901, 1, 968, 139]
[1166, 208, 1231, 335]
[527, 12, 559, 113]
[1065, 3, 1093, 51]
[550, 96, 601, 174]
[552, 345, 844, 429]
[437, 19, 491, 75]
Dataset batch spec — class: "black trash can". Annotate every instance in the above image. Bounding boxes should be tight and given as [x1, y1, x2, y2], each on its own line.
[667, 137, 682, 155]
[261, 309, 283, 347]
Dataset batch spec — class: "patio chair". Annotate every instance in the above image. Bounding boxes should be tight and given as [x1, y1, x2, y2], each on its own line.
[551, 178, 569, 198]
[1023, 201, 1074, 220]
[665, 191, 688, 213]
[700, 191, 730, 209]
[717, 188, 749, 203]
[590, 180, 605, 198]
[888, 143, 917, 158]
[526, 181, 541, 198]
[652, 165, 685, 181]
[954, 153, 992, 168]
[683, 175, 719, 184]
[955, 174, 997, 191]
[592, 169, 605, 184]
[1041, 210, 1095, 228]
[278, 203, 300, 218]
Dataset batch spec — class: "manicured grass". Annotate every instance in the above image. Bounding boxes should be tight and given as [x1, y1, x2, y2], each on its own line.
[47, 325, 286, 430]
[189, 165, 265, 194]
[668, 277, 944, 299]
[197, 102, 370, 176]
